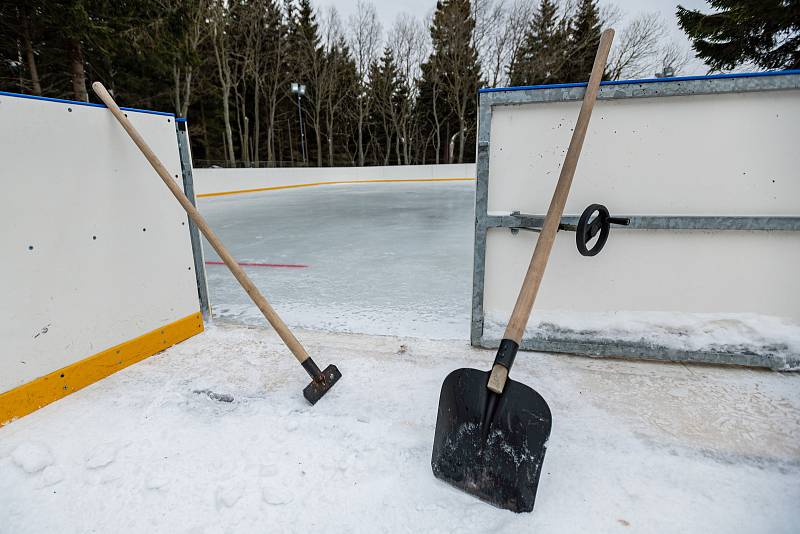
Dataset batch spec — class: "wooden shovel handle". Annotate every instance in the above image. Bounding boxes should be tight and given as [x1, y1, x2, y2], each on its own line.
[92, 82, 310, 364]
[503, 29, 614, 343]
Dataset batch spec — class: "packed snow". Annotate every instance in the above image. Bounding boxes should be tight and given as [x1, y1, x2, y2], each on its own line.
[1, 323, 798, 533]
[484, 310, 800, 370]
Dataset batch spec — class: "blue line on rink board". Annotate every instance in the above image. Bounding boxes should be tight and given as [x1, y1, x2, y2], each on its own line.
[176, 117, 187, 123]
[479, 69, 800, 94]
[0, 90, 175, 117]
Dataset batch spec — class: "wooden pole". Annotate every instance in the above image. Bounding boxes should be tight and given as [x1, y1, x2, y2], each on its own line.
[92, 82, 311, 365]
[503, 30, 615, 343]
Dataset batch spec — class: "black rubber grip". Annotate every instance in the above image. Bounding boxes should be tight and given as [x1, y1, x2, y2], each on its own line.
[493, 339, 519, 371]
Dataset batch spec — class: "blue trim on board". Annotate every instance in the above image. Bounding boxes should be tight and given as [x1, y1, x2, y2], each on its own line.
[0, 90, 175, 117]
[175, 117, 187, 123]
[479, 69, 800, 94]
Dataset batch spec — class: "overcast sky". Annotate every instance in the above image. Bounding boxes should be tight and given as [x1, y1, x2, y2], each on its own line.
[313, 0, 713, 75]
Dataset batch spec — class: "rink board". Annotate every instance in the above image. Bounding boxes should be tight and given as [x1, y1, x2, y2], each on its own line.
[0, 92, 203, 424]
[472, 71, 800, 368]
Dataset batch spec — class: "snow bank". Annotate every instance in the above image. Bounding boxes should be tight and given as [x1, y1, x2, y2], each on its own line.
[484, 311, 800, 370]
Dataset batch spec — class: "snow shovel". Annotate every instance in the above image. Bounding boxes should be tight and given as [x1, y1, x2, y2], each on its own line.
[431, 29, 615, 513]
[92, 82, 341, 405]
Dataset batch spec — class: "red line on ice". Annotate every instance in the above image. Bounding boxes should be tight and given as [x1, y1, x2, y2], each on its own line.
[204, 261, 308, 269]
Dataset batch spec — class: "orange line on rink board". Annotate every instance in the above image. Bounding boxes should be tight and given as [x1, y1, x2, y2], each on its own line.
[196, 177, 476, 198]
[0, 312, 204, 426]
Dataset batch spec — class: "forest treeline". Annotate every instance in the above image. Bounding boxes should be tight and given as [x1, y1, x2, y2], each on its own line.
[1, 0, 690, 167]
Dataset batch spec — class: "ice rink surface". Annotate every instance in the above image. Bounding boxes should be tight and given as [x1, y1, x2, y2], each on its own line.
[198, 182, 475, 339]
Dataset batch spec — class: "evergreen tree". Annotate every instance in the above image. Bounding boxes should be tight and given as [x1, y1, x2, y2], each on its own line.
[418, 0, 482, 163]
[323, 38, 359, 165]
[677, 0, 800, 71]
[510, 0, 568, 86]
[367, 48, 404, 164]
[564, 0, 602, 82]
[287, 0, 325, 165]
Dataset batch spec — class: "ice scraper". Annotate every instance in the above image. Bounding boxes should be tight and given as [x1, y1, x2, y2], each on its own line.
[92, 82, 341, 405]
[431, 29, 614, 513]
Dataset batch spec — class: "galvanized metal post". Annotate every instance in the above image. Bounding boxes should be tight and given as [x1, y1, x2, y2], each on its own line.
[176, 119, 211, 321]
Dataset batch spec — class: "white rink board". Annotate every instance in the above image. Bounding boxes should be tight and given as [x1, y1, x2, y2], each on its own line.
[0, 95, 200, 392]
[484, 89, 800, 322]
[193, 163, 476, 196]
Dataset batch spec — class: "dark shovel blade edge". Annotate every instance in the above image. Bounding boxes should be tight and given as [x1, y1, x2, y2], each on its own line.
[431, 368, 552, 513]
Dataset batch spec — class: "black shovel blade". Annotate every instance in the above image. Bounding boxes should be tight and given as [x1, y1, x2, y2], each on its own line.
[431, 368, 552, 513]
[302, 364, 342, 405]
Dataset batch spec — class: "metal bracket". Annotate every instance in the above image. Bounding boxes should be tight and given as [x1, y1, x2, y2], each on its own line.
[508, 211, 577, 235]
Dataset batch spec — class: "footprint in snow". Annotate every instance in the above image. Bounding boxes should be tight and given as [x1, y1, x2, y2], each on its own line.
[259, 464, 279, 477]
[11, 442, 53, 474]
[285, 420, 299, 432]
[36, 465, 65, 488]
[146, 477, 170, 490]
[215, 483, 244, 509]
[86, 442, 123, 469]
[262, 485, 294, 505]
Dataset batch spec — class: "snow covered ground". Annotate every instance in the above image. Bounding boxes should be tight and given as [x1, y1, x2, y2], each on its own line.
[1, 323, 798, 533]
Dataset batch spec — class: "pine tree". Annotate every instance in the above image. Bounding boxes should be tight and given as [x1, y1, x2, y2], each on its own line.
[418, 0, 482, 164]
[564, 0, 602, 82]
[287, 0, 325, 165]
[368, 48, 404, 165]
[677, 0, 800, 71]
[510, 0, 568, 86]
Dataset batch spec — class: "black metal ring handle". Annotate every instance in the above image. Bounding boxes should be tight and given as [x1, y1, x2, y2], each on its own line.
[576, 204, 611, 256]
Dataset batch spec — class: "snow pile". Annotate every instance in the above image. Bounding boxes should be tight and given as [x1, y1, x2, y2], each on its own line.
[11, 442, 53, 474]
[484, 311, 800, 369]
[1, 324, 798, 533]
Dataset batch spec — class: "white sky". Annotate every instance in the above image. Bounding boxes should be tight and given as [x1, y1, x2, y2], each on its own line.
[313, 0, 714, 76]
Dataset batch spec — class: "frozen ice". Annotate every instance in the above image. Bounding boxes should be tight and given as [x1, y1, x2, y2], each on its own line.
[198, 182, 474, 339]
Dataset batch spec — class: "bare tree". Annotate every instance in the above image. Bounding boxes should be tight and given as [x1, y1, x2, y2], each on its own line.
[347, 1, 382, 166]
[481, 0, 533, 87]
[160, 0, 209, 119]
[657, 40, 690, 76]
[388, 14, 428, 163]
[210, 0, 236, 165]
[321, 8, 355, 166]
[473, 0, 509, 87]
[607, 12, 666, 80]
[260, 0, 289, 163]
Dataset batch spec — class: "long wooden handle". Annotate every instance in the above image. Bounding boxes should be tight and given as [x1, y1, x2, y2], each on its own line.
[92, 82, 310, 364]
[503, 29, 614, 343]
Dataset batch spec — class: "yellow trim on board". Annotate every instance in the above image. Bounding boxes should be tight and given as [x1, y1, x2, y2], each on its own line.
[197, 177, 476, 198]
[0, 312, 204, 426]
